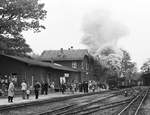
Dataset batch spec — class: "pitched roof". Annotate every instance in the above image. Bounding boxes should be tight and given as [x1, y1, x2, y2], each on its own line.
[0, 54, 79, 72]
[38, 49, 90, 61]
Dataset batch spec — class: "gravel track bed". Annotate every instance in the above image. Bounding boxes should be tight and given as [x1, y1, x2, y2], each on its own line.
[136, 91, 150, 115]
[0, 93, 114, 115]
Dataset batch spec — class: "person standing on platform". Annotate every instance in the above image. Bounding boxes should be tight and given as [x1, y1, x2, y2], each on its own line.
[8, 81, 15, 103]
[78, 82, 82, 92]
[85, 81, 88, 93]
[34, 81, 41, 99]
[44, 81, 49, 95]
[83, 81, 86, 93]
[50, 82, 55, 92]
[41, 81, 45, 95]
[26, 87, 30, 99]
[61, 83, 66, 94]
[21, 80, 27, 99]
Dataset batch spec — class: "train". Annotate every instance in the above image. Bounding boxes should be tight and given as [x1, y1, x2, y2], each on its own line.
[107, 76, 138, 90]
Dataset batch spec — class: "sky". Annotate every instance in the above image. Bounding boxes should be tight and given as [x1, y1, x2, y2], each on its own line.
[24, 0, 150, 69]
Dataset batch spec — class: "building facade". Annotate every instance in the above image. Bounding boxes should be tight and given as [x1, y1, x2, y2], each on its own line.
[0, 54, 79, 92]
[38, 49, 97, 82]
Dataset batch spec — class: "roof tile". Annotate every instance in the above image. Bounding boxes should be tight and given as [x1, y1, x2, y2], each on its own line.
[39, 49, 89, 61]
[0, 54, 79, 72]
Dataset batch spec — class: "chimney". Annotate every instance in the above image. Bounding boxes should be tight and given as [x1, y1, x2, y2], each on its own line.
[60, 48, 63, 53]
[70, 46, 73, 50]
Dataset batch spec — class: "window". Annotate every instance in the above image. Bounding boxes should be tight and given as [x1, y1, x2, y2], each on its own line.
[64, 73, 69, 77]
[72, 62, 77, 68]
[86, 63, 89, 70]
[81, 62, 84, 69]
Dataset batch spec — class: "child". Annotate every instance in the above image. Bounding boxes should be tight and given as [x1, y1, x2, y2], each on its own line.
[26, 88, 30, 99]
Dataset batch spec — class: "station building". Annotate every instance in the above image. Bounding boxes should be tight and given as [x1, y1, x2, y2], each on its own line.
[0, 54, 80, 92]
[37, 49, 98, 82]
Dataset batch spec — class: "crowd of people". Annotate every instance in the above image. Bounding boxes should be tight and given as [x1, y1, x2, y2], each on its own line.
[60, 80, 107, 94]
[6, 80, 107, 103]
[7, 80, 56, 103]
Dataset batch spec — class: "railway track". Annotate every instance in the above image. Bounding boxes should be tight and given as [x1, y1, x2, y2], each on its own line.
[116, 88, 149, 115]
[37, 87, 147, 115]
[0, 91, 111, 111]
[37, 93, 134, 115]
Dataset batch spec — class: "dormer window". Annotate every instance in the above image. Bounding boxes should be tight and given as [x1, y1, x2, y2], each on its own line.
[72, 62, 77, 68]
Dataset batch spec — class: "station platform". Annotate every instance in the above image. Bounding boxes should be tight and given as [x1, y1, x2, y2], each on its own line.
[0, 92, 84, 107]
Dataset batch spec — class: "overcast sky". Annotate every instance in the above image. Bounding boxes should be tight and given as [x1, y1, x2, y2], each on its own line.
[24, 0, 150, 69]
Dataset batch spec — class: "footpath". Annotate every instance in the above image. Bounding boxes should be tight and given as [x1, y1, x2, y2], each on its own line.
[0, 89, 108, 110]
[0, 92, 85, 107]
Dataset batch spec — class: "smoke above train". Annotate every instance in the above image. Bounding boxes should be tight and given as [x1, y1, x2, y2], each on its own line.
[81, 10, 129, 69]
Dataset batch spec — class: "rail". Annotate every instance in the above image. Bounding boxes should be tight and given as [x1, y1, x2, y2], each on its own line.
[117, 88, 149, 115]
[38, 93, 120, 115]
[134, 88, 149, 115]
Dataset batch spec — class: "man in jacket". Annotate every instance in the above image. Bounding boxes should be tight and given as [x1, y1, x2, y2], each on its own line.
[34, 81, 41, 99]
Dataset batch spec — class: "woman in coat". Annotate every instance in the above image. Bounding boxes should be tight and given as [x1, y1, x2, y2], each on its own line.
[8, 81, 15, 102]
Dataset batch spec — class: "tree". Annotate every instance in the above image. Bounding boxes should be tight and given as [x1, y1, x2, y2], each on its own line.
[0, 0, 47, 56]
[0, 35, 32, 56]
[97, 48, 137, 88]
[99, 47, 122, 77]
[99, 48, 137, 78]
[141, 59, 150, 73]
[120, 49, 137, 79]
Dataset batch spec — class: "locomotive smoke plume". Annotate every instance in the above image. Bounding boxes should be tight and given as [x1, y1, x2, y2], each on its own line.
[81, 10, 129, 56]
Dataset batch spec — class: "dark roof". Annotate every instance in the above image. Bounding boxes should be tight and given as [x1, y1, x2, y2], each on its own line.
[0, 54, 79, 72]
[38, 49, 90, 61]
